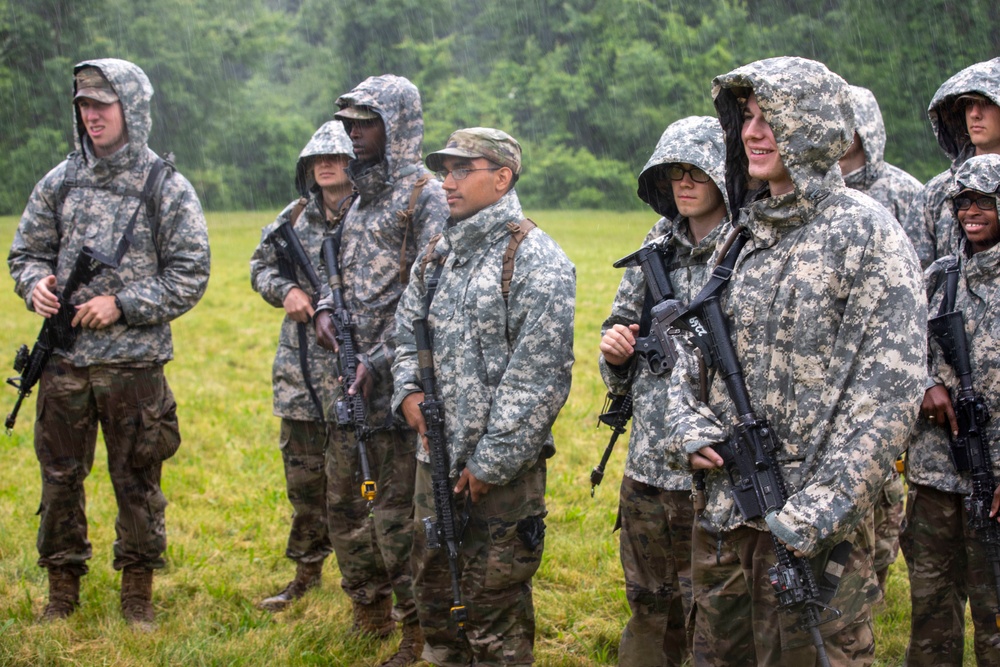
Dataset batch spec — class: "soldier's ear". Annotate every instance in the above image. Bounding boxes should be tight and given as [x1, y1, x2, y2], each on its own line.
[495, 166, 514, 193]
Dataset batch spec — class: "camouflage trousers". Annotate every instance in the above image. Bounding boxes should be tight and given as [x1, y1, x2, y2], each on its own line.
[278, 418, 333, 564]
[34, 358, 180, 575]
[617, 477, 694, 667]
[326, 425, 416, 623]
[873, 471, 904, 591]
[412, 458, 547, 667]
[899, 483, 1000, 667]
[690, 520, 879, 667]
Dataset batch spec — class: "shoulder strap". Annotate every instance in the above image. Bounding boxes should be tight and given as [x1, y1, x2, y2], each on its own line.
[289, 197, 308, 227]
[501, 218, 537, 304]
[396, 175, 431, 284]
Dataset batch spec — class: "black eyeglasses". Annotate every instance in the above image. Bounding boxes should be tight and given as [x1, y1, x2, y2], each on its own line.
[955, 194, 998, 211]
[341, 118, 380, 133]
[435, 167, 500, 182]
[663, 165, 711, 184]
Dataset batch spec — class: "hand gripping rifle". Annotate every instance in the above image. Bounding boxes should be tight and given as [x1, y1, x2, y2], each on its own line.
[7, 246, 117, 432]
[321, 235, 377, 503]
[929, 261, 1000, 629]
[412, 317, 468, 634]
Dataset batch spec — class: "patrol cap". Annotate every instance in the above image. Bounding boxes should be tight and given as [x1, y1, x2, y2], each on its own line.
[334, 105, 380, 121]
[425, 127, 522, 175]
[73, 67, 118, 104]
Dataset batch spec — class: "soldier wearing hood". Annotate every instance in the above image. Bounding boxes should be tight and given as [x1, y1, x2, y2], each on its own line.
[7, 59, 210, 627]
[250, 121, 366, 611]
[313, 75, 447, 666]
[665, 57, 925, 665]
[901, 153, 1000, 667]
[905, 58, 1000, 268]
[598, 116, 730, 667]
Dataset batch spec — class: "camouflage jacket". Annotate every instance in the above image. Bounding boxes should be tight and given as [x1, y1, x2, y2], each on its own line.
[315, 75, 448, 428]
[904, 58, 1000, 268]
[843, 85, 925, 261]
[391, 191, 576, 486]
[250, 121, 353, 422]
[8, 58, 210, 367]
[908, 154, 1000, 494]
[665, 58, 926, 556]
[600, 116, 729, 491]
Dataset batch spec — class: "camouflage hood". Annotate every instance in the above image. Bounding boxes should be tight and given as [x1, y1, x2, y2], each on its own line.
[72, 58, 153, 166]
[713, 57, 854, 214]
[294, 120, 355, 197]
[929, 58, 1000, 166]
[636, 115, 731, 221]
[845, 85, 887, 189]
[336, 74, 425, 186]
[948, 153, 1000, 201]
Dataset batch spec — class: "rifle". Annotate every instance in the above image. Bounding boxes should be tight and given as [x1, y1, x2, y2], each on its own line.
[929, 269, 1000, 629]
[591, 391, 633, 496]
[321, 235, 377, 503]
[6, 246, 116, 432]
[413, 317, 468, 634]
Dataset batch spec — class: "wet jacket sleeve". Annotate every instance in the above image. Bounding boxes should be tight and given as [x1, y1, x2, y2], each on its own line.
[8, 164, 66, 312]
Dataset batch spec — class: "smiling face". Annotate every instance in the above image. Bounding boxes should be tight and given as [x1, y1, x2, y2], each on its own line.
[956, 189, 1000, 255]
[77, 97, 128, 158]
[741, 93, 793, 196]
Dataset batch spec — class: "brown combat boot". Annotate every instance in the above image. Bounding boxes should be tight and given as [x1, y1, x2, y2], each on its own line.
[257, 560, 323, 612]
[40, 567, 80, 622]
[351, 596, 395, 638]
[378, 621, 424, 667]
[120, 566, 155, 631]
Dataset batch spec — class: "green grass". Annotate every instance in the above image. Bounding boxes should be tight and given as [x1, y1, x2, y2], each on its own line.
[0, 210, 973, 665]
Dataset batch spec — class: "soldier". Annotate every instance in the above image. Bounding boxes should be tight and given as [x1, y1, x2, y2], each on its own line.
[905, 57, 1000, 268]
[666, 57, 925, 665]
[7, 58, 210, 628]
[839, 84, 924, 592]
[598, 115, 730, 667]
[392, 128, 575, 666]
[250, 121, 360, 611]
[313, 75, 447, 667]
[900, 152, 1000, 666]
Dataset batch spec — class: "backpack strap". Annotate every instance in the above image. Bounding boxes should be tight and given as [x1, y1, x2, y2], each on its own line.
[396, 175, 431, 284]
[289, 197, 308, 227]
[501, 218, 536, 304]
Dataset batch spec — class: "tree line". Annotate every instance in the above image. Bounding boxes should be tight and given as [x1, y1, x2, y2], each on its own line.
[1, 0, 997, 214]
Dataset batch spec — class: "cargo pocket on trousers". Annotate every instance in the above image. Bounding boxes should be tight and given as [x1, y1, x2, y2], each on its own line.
[484, 513, 546, 590]
[130, 394, 181, 469]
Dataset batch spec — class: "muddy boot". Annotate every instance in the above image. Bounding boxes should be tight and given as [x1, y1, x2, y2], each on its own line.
[120, 567, 155, 631]
[351, 596, 395, 638]
[379, 621, 424, 667]
[257, 560, 323, 612]
[40, 567, 81, 622]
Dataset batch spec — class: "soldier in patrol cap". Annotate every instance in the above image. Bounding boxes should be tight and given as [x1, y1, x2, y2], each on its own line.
[392, 127, 576, 666]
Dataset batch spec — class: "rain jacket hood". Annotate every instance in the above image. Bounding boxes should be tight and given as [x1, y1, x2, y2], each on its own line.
[929, 58, 1000, 166]
[72, 58, 152, 167]
[845, 85, 888, 189]
[713, 56, 855, 216]
[294, 121, 355, 197]
[949, 152, 1000, 200]
[637, 115, 731, 222]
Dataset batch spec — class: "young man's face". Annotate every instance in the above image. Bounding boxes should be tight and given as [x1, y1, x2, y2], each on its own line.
[438, 156, 507, 222]
[659, 163, 726, 225]
[77, 97, 127, 158]
[964, 96, 1000, 155]
[956, 189, 1000, 255]
[741, 93, 793, 195]
[343, 117, 386, 164]
[312, 154, 351, 190]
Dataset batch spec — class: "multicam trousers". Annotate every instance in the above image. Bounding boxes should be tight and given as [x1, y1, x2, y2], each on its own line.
[617, 477, 694, 667]
[899, 483, 1000, 667]
[873, 471, 904, 591]
[278, 418, 333, 564]
[326, 426, 416, 622]
[412, 458, 547, 667]
[34, 358, 180, 574]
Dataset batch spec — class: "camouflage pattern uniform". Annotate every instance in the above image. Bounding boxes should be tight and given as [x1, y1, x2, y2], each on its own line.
[843, 84, 923, 591]
[249, 121, 354, 570]
[392, 150, 576, 664]
[900, 154, 1000, 667]
[7, 58, 210, 576]
[313, 75, 448, 623]
[903, 58, 1000, 269]
[663, 57, 926, 666]
[599, 116, 730, 667]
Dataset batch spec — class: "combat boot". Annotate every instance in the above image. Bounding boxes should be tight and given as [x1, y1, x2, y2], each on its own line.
[257, 560, 323, 611]
[351, 596, 395, 638]
[378, 620, 424, 667]
[120, 566, 155, 631]
[40, 567, 80, 622]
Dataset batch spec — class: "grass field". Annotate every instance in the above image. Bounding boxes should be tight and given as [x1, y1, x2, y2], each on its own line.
[0, 210, 974, 665]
